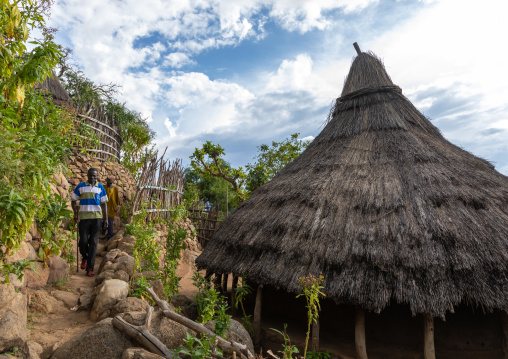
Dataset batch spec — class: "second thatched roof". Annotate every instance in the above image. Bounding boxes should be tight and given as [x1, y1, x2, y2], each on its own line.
[196, 48, 508, 316]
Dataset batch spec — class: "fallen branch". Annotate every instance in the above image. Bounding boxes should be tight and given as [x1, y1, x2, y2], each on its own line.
[146, 287, 254, 359]
[112, 306, 173, 358]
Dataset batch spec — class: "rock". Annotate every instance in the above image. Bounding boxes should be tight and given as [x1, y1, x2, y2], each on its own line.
[148, 310, 188, 350]
[26, 242, 39, 261]
[111, 297, 150, 317]
[171, 295, 198, 321]
[121, 348, 166, 359]
[47, 255, 69, 284]
[29, 222, 39, 239]
[51, 318, 133, 359]
[25, 232, 33, 242]
[25, 341, 43, 359]
[6, 241, 31, 263]
[205, 319, 255, 357]
[117, 241, 133, 254]
[95, 270, 115, 285]
[90, 279, 129, 321]
[120, 310, 187, 350]
[98, 249, 121, 273]
[56, 186, 67, 198]
[114, 270, 130, 282]
[29, 290, 62, 314]
[40, 341, 59, 359]
[116, 254, 135, 275]
[0, 283, 27, 352]
[151, 279, 164, 299]
[25, 262, 49, 288]
[78, 288, 93, 309]
[29, 239, 40, 253]
[51, 290, 79, 308]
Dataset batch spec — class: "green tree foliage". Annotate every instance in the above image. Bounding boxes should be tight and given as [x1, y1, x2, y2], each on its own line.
[0, 0, 80, 283]
[246, 133, 310, 193]
[189, 133, 310, 208]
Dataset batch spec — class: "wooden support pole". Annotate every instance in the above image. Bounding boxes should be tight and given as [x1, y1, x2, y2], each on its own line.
[355, 307, 368, 359]
[312, 317, 320, 352]
[214, 273, 223, 294]
[353, 42, 362, 55]
[423, 313, 436, 359]
[501, 311, 508, 359]
[222, 273, 229, 294]
[231, 276, 239, 316]
[253, 284, 264, 345]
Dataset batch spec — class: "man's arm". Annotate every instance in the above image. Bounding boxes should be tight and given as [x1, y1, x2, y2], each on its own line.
[71, 200, 78, 222]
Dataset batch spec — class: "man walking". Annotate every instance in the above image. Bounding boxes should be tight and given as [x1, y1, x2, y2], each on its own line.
[104, 177, 120, 239]
[71, 168, 108, 277]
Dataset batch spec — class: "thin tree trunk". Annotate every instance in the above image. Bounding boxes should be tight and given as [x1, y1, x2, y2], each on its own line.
[423, 313, 436, 359]
[312, 317, 320, 352]
[355, 307, 368, 359]
[222, 273, 229, 293]
[253, 284, 263, 345]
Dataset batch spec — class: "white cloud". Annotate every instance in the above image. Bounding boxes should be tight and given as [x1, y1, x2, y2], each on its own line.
[163, 52, 196, 68]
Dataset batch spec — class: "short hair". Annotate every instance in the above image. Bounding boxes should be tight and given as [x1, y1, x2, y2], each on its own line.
[88, 167, 98, 174]
[106, 177, 114, 182]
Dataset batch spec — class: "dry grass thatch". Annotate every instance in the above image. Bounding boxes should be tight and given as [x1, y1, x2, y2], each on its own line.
[196, 50, 508, 316]
[35, 71, 73, 105]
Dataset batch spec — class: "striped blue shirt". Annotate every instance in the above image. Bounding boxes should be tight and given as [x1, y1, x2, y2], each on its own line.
[71, 181, 108, 220]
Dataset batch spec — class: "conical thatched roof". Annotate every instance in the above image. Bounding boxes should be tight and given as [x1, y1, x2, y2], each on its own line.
[35, 71, 73, 105]
[196, 47, 508, 316]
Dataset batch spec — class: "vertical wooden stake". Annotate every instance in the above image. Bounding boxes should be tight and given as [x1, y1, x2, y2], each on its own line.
[423, 313, 436, 359]
[213, 273, 222, 294]
[253, 284, 263, 345]
[231, 276, 239, 316]
[222, 273, 229, 294]
[502, 311, 508, 359]
[355, 307, 368, 359]
[312, 317, 320, 352]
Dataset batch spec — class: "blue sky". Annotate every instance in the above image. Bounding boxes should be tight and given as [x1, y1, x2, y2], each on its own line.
[49, 0, 508, 175]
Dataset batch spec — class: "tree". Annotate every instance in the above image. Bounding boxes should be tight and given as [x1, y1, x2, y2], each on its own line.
[246, 133, 310, 193]
[190, 141, 247, 203]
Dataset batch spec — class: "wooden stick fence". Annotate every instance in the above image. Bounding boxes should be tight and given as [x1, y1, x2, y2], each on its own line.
[187, 203, 223, 248]
[74, 100, 123, 162]
[129, 148, 185, 222]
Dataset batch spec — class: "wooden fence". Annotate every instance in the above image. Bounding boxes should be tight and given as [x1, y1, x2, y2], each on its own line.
[75, 102, 122, 162]
[187, 203, 223, 248]
[130, 148, 185, 222]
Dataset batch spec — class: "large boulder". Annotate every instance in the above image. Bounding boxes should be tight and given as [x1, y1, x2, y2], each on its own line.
[29, 290, 62, 314]
[121, 348, 166, 359]
[51, 318, 134, 359]
[120, 310, 187, 350]
[25, 341, 43, 359]
[51, 290, 79, 309]
[115, 254, 135, 275]
[5, 241, 31, 263]
[91, 279, 129, 321]
[0, 283, 27, 352]
[111, 297, 150, 317]
[205, 319, 255, 357]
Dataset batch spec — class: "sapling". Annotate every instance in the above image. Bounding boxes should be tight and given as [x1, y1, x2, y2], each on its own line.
[297, 273, 326, 358]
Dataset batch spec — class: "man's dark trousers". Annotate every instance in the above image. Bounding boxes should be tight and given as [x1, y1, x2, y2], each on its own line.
[78, 218, 101, 271]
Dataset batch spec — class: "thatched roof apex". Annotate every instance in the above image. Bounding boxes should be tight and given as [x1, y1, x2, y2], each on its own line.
[35, 71, 73, 105]
[196, 45, 508, 316]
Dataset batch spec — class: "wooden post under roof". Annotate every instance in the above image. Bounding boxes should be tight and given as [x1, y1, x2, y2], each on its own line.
[253, 284, 264, 345]
[502, 311, 508, 359]
[423, 313, 436, 359]
[222, 273, 229, 293]
[231, 276, 239, 316]
[355, 307, 368, 359]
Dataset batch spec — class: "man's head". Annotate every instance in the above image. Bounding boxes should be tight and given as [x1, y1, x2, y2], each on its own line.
[106, 177, 114, 187]
[87, 168, 98, 186]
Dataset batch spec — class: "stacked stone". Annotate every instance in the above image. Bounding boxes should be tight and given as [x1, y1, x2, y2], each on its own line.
[66, 154, 137, 205]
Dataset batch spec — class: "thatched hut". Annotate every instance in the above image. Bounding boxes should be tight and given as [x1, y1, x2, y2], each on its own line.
[35, 71, 74, 107]
[196, 44, 508, 358]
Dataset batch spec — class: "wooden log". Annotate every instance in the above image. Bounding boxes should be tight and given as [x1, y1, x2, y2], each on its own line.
[312, 317, 320, 352]
[501, 311, 508, 359]
[355, 307, 368, 359]
[112, 306, 173, 358]
[253, 284, 263, 345]
[423, 313, 436, 359]
[146, 287, 254, 359]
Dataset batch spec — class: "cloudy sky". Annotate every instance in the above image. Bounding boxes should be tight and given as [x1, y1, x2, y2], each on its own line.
[49, 0, 508, 175]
